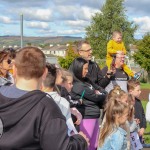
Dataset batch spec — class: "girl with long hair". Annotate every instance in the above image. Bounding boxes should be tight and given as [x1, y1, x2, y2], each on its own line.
[98, 98, 129, 150]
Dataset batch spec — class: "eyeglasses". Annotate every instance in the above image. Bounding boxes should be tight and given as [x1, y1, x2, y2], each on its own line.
[80, 49, 92, 52]
[116, 56, 125, 59]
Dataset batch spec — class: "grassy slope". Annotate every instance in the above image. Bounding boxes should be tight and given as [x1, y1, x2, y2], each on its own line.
[141, 83, 150, 89]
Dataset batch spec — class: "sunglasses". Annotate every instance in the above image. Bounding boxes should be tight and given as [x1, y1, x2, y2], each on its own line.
[7, 59, 12, 64]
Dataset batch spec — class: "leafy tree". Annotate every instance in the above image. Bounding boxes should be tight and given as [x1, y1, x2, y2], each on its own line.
[58, 44, 79, 69]
[133, 33, 150, 83]
[86, 0, 138, 59]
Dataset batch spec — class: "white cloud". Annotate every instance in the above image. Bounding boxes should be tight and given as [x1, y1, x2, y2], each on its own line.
[13, 8, 53, 22]
[26, 22, 50, 29]
[133, 16, 150, 33]
[58, 29, 85, 35]
[78, 7, 100, 20]
[0, 16, 12, 24]
[65, 20, 89, 27]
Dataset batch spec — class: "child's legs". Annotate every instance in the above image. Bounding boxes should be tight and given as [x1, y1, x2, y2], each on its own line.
[106, 58, 113, 70]
[80, 118, 99, 150]
[122, 64, 134, 77]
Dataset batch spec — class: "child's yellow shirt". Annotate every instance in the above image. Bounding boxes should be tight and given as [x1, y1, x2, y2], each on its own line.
[106, 40, 126, 60]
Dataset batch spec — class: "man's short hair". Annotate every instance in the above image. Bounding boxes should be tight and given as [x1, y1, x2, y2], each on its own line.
[77, 40, 90, 52]
[43, 63, 56, 88]
[127, 79, 140, 91]
[15, 46, 46, 79]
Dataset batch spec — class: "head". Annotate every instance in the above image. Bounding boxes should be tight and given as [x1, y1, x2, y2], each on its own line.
[0, 51, 12, 76]
[55, 68, 64, 85]
[107, 85, 129, 104]
[13, 46, 46, 80]
[77, 41, 93, 61]
[61, 70, 73, 92]
[112, 31, 122, 43]
[127, 79, 141, 98]
[70, 57, 88, 82]
[42, 63, 57, 91]
[99, 99, 128, 146]
[115, 51, 125, 68]
[3, 47, 16, 59]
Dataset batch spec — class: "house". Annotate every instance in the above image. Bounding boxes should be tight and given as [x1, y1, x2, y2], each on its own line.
[42, 44, 69, 57]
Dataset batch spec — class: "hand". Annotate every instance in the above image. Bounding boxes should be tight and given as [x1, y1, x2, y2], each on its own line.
[95, 90, 100, 95]
[79, 131, 90, 146]
[71, 108, 82, 125]
[134, 118, 140, 124]
[138, 128, 145, 136]
[106, 69, 115, 78]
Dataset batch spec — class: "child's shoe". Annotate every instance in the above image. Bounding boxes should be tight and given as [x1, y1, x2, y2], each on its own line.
[133, 70, 143, 80]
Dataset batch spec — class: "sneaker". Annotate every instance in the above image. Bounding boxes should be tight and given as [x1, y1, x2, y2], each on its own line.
[134, 70, 144, 80]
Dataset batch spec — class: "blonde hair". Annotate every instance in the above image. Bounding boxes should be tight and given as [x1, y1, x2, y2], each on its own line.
[99, 99, 128, 147]
[128, 94, 135, 121]
[105, 85, 128, 108]
[112, 30, 122, 38]
[61, 70, 73, 83]
[127, 79, 140, 91]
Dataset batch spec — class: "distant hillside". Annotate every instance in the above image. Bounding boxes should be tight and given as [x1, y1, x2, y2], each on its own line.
[0, 36, 83, 48]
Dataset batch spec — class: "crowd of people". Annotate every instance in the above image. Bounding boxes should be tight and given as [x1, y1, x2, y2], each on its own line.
[0, 31, 149, 150]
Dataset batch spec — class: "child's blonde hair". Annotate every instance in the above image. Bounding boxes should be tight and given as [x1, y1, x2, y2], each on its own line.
[112, 30, 122, 38]
[99, 98, 128, 147]
[105, 85, 128, 109]
[127, 79, 140, 91]
[128, 94, 135, 121]
[61, 70, 73, 83]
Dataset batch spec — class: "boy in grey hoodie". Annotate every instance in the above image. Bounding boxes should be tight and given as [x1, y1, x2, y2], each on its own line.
[42, 63, 78, 136]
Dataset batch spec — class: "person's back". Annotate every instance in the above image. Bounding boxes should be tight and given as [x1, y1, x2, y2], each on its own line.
[0, 47, 88, 150]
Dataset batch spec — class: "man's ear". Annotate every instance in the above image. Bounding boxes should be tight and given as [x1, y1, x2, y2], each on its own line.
[128, 89, 133, 94]
[42, 67, 48, 81]
[78, 50, 82, 56]
[12, 64, 17, 78]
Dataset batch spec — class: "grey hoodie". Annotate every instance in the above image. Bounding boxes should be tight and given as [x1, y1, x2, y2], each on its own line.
[47, 91, 78, 136]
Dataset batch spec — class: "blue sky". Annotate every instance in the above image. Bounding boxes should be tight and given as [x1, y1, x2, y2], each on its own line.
[0, 0, 150, 39]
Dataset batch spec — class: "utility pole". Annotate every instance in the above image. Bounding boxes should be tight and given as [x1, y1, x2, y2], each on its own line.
[20, 14, 23, 48]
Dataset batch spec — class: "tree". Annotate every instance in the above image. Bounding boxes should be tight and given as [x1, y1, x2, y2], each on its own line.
[58, 44, 79, 69]
[86, 0, 138, 59]
[133, 33, 150, 83]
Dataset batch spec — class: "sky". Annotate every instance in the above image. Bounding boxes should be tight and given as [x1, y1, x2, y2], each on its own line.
[0, 0, 150, 39]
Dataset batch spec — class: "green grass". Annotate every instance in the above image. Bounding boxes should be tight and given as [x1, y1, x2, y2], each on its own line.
[141, 83, 150, 89]
[142, 101, 150, 144]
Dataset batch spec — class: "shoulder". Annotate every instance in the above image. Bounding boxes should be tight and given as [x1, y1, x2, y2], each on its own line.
[39, 94, 65, 120]
[107, 40, 114, 44]
[112, 127, 126, 136]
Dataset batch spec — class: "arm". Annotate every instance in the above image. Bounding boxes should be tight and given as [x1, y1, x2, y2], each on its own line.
[107, 40, 118, 55]
[110, 131, 125, 150]
[141, 102, 147, 129]
[129, 120, 139, 132]
[72, 83, 106, 104]
[95, 63, 110, 88]
[40, 117, 87, 150]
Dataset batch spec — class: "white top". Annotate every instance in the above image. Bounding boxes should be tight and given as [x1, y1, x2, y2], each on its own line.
[146, 93, 150, 122]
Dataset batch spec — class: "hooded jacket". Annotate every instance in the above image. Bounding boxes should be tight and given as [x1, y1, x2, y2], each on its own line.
[70, 81, 106, 119]
[47, 91, 78, 135]
[0, 89, 87, 150]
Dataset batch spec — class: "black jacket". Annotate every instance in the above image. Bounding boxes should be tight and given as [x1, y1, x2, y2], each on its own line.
[134, 97, 147, 129]
[70, 60, 110, 90]
[0, 90, 87, 150]
[70, 81, 106, 119]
